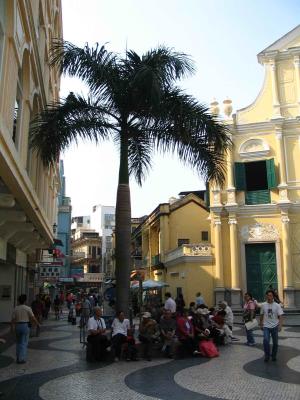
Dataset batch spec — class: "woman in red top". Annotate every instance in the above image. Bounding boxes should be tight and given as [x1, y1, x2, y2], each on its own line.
[176, 310, 195, 356]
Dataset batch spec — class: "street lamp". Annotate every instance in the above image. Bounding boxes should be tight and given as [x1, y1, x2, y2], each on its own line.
[53, 222, 57, 235]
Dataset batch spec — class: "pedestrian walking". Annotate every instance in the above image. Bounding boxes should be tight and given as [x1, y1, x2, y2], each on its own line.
[259, 290, 284, 362]
[11, 294, 40, 364]
[31, 295, 43, 336]
[243, 292, 256, 346]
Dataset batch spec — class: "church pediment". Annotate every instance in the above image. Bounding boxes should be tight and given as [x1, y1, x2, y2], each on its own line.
[258, 24, 300, 63]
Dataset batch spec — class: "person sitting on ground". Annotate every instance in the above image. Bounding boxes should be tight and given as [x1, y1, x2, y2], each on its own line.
[176, 310, 195, 356]
[212, 310, 232, 344]
[111, 311, 137, 361]
[87, 306, 110, 361]
[193, 307, 211, 339]
[138, 312, 159, 361]
[219, 301, 239, 341]
[188, 302, 196, 317]
[164, 292, 176, 315]
[175, 294, 186, 315]
[159, 309, 177, 358]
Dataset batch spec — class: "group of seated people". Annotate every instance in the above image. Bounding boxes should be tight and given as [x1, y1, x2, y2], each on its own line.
[86, 303, 236, 362]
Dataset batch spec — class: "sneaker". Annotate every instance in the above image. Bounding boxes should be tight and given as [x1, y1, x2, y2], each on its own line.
[193, 350, 201, 355]
[248, 343, 255, 347]
[230, 337, 240, 341]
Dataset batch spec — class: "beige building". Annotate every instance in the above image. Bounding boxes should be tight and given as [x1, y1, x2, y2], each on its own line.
[0, 0, 62, 321]
[132, 192, 213, 305]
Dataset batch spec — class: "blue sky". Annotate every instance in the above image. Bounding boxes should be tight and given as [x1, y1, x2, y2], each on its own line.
[61, 0, 300, 217]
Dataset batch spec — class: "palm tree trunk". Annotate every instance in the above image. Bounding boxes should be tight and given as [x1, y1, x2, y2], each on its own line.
[115, 132, 131, 315]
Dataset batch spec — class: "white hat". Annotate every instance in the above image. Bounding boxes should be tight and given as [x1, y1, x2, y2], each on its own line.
[142, 312, 151, 318]
[196, 308, 209, 315]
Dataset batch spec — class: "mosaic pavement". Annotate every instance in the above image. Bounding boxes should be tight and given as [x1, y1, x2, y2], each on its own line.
[0, 316, 299, 400]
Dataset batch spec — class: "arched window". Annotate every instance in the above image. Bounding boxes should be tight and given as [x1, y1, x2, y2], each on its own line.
[12, 68, 23, 145]
[12, 50, 30, 149]
[0, 0, 5, 77]
[26, 94, 39, 178]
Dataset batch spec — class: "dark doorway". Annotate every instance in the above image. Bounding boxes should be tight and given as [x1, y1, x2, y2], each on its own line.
[245, 243, 277, 302]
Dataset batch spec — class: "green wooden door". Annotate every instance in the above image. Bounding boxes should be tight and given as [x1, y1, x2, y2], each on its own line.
[245, 243, 277, 301]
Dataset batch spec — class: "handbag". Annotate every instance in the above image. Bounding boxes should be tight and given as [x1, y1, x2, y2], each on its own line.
[245, 319, 258, 330]
[199, 340, 219, 358]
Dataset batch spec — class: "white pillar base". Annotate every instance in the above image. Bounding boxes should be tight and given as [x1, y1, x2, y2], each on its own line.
[283, 287, 295, 309]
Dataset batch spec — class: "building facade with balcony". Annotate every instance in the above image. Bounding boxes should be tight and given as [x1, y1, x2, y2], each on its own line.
[0, 0, 62, 321]
[132, 192, 212, 305]
[209, 25, 300, 309]
[71, 231, 102, 278]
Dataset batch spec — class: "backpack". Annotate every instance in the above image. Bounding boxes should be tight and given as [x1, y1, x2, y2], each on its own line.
[199, 340, 219, 358]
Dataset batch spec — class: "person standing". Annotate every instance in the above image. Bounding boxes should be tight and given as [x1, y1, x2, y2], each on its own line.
[259, 290, 284, 362]
[243, 292, 256, 346]
[164, 293, 176, 314]
[195, 292, 205, 307]
[11, 294, 40, 364]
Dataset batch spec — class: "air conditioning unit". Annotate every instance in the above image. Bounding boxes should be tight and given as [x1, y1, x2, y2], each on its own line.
[169, 272, 179, 277]
[180, 272, 185, 278]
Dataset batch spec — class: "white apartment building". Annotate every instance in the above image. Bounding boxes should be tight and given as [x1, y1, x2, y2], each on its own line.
[90, 205, 115, 276]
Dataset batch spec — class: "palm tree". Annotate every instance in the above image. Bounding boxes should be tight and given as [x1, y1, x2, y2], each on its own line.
[30, 41, 231, 314]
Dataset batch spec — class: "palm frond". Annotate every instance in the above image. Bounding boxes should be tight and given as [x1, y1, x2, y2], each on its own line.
[50, 40, 117, 97]
[143, 88, 232, 185]
[127, 123, 153, 185]
[121, 47, 195, 113]
[30, 93, 116, 166]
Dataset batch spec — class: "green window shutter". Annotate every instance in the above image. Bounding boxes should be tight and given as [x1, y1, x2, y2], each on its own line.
[234, 162, 246, 191]
[266, 158, 277, 189]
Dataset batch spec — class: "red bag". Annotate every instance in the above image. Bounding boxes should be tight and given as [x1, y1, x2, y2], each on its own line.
[199, 340, 219, 358]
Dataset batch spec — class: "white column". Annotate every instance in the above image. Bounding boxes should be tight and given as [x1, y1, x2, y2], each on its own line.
[281, 213, 295, 308]
[270, 62, 282, 118]
[214, 217, 224, 288]
[294, 56, 300, 116]
[228, 216, 239, 289]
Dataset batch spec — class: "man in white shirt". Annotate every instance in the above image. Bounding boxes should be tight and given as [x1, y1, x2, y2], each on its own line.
[87, 307, 110, 361]
[164, 293, 176, 314]
[111, 311, 130, 361]
[260, 290, 284, 362]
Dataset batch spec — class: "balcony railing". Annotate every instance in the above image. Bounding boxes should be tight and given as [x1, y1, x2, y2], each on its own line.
[165, 243, 212, 264]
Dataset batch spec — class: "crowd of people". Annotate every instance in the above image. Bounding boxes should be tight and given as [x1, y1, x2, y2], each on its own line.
[9, 288, 284, 365]
[85, 292, 240, 362]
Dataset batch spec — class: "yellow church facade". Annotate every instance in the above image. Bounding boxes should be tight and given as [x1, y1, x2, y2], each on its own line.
[210, 25, 300, 309]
